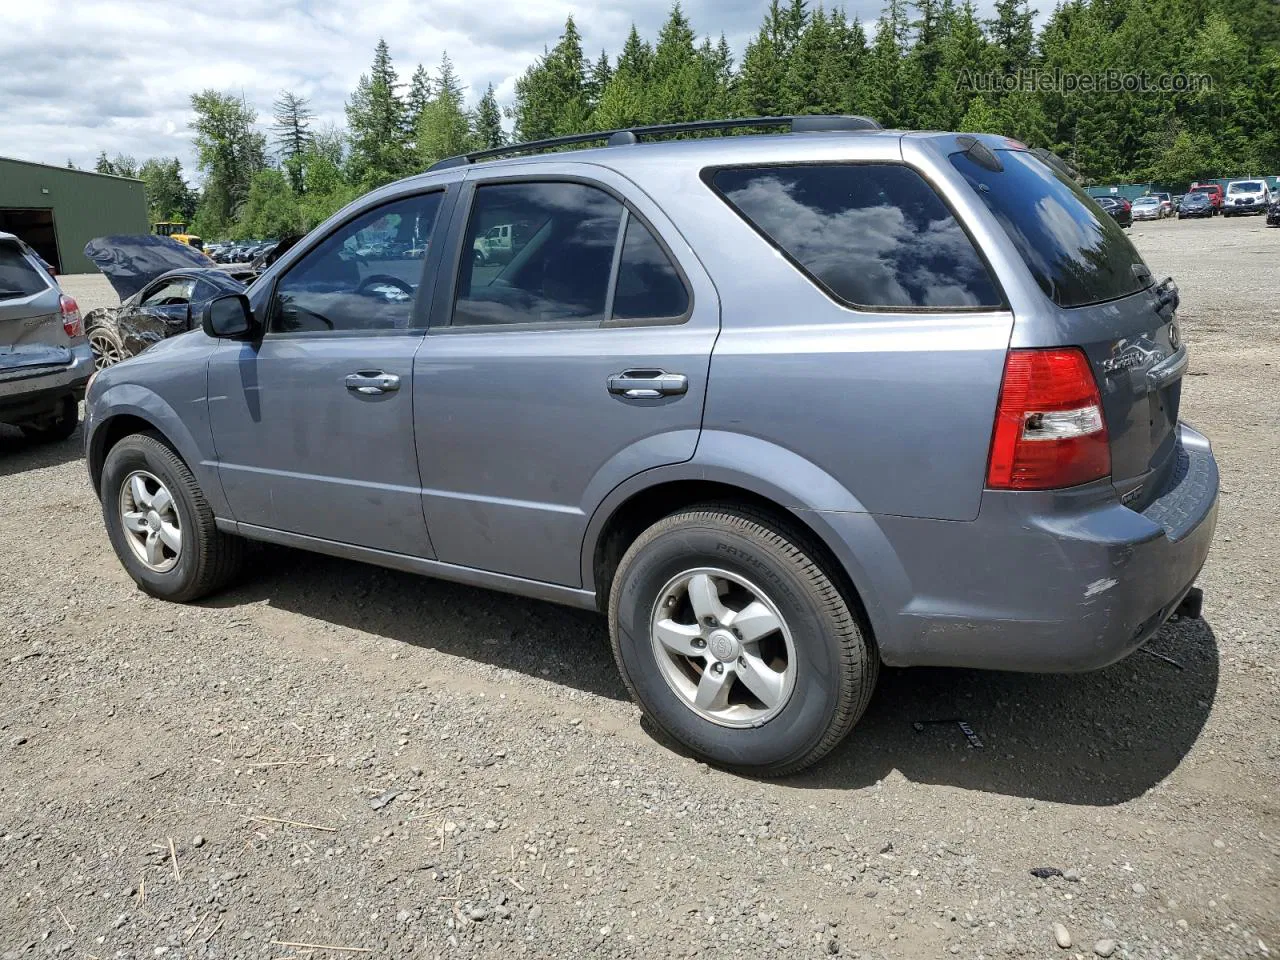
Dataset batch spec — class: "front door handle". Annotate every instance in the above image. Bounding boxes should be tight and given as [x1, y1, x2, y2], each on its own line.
[607, 370, 688, 400]
[345, 371, 401, 395]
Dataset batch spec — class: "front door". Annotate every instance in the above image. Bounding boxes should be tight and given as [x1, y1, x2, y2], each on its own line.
[207, 189, 447, 556]
[413, 169, 720, 586]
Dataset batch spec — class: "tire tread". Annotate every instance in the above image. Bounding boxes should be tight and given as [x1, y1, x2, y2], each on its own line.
[105, 432, 243, 602]
[609, 502, 877, 777]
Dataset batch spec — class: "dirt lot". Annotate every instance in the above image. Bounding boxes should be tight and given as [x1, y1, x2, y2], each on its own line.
[1, 215, 1277, 960]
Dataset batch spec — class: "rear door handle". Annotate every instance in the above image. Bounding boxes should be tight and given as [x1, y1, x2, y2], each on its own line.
[345, 371, 400, 395]
[607, 370, 688, 400]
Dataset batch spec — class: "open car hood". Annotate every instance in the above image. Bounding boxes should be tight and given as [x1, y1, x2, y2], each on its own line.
[83, 234, 215, 302]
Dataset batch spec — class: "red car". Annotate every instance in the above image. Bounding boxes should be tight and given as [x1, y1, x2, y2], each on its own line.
[1188, 183, 1223, 215]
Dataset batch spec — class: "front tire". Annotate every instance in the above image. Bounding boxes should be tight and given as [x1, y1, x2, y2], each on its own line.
[101, 432, 244, 602]
[609, 505, 877, 776]
[87, 318, 128, 370]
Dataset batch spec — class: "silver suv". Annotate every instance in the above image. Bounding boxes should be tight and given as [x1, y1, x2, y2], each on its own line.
[1, 232, 91, 440]
[85, 118, 1218, 775]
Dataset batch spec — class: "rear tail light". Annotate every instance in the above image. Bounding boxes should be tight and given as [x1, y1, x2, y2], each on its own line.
[986, 348, 1110, 490]
[59, 294, 82, 338]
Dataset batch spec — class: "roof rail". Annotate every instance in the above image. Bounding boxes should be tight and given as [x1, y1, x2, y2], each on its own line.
[427, 115, 881, 172]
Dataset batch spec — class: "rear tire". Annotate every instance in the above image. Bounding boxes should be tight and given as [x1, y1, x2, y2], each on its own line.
[19, 397, 78, 443]
[101, 432, 244, 602]
[608, 504, 877, 776]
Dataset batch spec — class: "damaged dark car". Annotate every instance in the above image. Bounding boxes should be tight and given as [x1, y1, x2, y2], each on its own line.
[82, 235, 254, 369]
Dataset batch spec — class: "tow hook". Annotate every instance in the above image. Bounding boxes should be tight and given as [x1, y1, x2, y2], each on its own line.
[1175, 587, 1204, 620]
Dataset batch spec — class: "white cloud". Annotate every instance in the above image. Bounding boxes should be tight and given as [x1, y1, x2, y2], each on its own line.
[1, 0, 1008, 182]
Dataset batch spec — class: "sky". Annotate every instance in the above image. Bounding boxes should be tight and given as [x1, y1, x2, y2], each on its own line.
[1, 0, 1005, 182]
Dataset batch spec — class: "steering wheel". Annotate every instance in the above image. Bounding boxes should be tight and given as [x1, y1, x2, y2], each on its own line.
[355, 274, 413, 300]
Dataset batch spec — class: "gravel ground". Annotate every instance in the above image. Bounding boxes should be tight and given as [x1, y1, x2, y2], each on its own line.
[2, 215, 1277, 960]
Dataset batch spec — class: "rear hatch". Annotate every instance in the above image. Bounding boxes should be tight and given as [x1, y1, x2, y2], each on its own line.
[949, 145, 1183, 509]
[0, 238, 72, 377]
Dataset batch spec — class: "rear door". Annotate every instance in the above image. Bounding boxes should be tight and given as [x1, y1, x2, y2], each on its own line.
[208, 187, 451, 556]
[412, 166, 719, 586]
[0, 238, 71, 376]
[949, 145, 1184, 506]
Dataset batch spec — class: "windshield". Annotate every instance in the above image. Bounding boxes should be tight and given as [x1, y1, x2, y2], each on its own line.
[950, 148, 1152, 308]
[1228, 181, 1264, 193]
[1134, 198, 1159, 205]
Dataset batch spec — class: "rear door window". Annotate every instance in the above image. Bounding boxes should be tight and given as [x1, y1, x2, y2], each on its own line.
[708, 163, 1003, 310]
[453, 181, 623, 327]
[0, 244, 47, 300]
[949, 148, 1152, 308]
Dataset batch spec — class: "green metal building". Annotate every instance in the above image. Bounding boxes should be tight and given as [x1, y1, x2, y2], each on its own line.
[0, 156, 148, 274]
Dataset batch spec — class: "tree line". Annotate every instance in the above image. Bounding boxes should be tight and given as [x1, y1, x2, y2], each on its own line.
[99, 0, 1279, 242]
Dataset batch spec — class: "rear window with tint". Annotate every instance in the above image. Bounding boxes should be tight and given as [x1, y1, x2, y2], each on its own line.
[950, 149, 1152, 308]
[0, 244, 47, 300]
[709, 163, 1003, 310]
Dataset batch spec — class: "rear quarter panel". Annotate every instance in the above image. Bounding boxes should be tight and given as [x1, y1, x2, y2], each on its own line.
[616, 134, 1025, 522]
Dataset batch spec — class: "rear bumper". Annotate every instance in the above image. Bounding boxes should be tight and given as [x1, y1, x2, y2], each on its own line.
[832, 423, 1218, 673]
[0, 342, 92, 417]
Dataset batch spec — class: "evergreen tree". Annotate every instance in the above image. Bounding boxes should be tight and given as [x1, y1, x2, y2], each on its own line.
[586, 51, 614, 110]
[648, 3, 719, 123]
[94, 152, 112, 175]
[739, 24, 786, 115]
[345, 38, 411, 188]
[987, 0, 1037, 75]
[416, 52, 472, 169]
[407, 64, 432, 127]
[472, 84, 506, 150]
[511, 16, 590, 141]
[863, 0, 911, 127]
[272, 90, 314, 192]
[960, 94, 1001, 132]
[783, 7, 834, 113]
[617, 25, 655, 81]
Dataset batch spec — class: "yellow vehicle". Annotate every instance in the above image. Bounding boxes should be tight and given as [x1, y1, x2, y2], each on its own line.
[152, 222, 204, 252]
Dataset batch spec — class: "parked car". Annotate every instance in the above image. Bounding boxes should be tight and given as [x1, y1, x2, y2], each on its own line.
[83, 119, 1218, 776]
[1177, 191, 1214, 219]
[82, 235, 250, 369]
[1268, 196, 1280, 227]
[0, 230, 91, 440]
[1222, 179, 1271, 216]
[1094, 195, 1132, 227]
[1131, 196, 1164, 220]
[1171, 194, 1184, 212]
[1187, 183, 1223, 214]
[1152, 192, 1174, 217]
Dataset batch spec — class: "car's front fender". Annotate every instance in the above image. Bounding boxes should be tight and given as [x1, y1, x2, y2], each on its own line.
[85, 382, 228, 517]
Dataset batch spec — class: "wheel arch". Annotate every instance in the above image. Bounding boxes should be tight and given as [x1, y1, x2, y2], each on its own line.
[87, 388, 228, 517]
[582, 446, 902, 651]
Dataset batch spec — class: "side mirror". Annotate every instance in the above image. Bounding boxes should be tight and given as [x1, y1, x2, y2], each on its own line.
[202, 294, 258, 340]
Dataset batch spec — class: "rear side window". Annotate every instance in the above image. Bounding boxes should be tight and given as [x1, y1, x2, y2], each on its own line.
[0, 244, 47, 300]
[950, 149, 1152, 308]
[612, 216, 689, 321]
[708, 163, 1003, 310]
[454, 182, 622, 327]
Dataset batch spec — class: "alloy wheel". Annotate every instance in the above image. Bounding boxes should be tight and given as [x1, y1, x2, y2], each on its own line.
[119, 470, 182, 572]
[649, 567, 796, 728]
